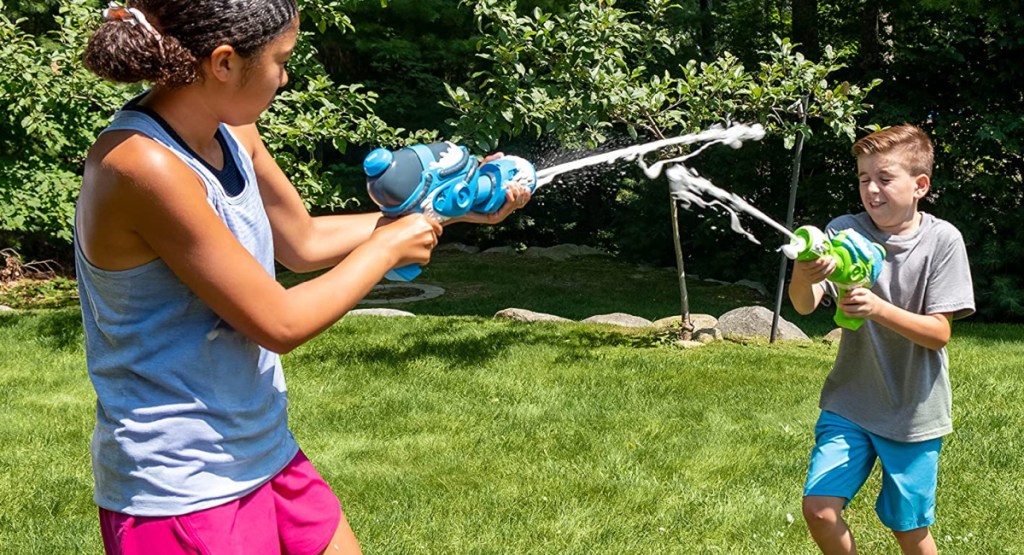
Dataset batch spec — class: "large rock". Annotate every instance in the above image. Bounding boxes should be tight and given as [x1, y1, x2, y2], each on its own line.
[693, 328, 723, 343]
[716, 306, 809, 341]
[653, 314, 718, 331]
[494, 308, 572, 323]
[823, 328, 844, 345]
[581, 313, 653, 328]
[481, 246, 517, 255]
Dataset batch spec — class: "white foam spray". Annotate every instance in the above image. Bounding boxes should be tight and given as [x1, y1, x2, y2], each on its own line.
[534, 123, 795, 248]
[664, 165, 797, 245]
[534, 124, 767, 189]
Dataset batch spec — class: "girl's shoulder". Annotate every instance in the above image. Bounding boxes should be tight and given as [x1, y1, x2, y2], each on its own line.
[86, 130, 204, 199]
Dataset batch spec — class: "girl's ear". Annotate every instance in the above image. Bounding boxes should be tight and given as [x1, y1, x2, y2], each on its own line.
[914, 174, 931, 199]
[206, 45, 238, 83]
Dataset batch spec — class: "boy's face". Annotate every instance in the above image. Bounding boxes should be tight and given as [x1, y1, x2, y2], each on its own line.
[857, 152, 930, 235]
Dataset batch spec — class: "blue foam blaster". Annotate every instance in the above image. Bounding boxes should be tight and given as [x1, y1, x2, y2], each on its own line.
[363, 142, 536, 281]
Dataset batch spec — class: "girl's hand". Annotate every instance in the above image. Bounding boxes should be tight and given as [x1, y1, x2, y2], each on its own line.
[446, 185, 532, 226]
[444, 152, 533, 226]
[370, 213, 442, 267]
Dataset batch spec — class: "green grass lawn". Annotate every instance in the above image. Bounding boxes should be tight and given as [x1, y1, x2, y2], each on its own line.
[1, 252, 1021, 553]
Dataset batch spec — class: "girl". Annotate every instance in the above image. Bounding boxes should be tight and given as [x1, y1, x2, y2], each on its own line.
[77, 1, 529, 553]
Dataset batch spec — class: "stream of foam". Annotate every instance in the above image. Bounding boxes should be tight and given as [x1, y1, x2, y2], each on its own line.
[535, 123, 795, 247]
[534, 124, 767, 188]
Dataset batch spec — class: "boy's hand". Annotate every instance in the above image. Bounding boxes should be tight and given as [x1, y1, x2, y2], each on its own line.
[791, 257, 836, 286]
[838, 286, 886, 320]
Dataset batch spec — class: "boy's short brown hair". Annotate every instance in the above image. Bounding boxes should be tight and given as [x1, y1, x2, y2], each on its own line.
[852, 124, 934, 178]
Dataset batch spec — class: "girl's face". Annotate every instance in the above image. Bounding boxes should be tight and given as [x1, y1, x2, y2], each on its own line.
[225, 17, 299, 125]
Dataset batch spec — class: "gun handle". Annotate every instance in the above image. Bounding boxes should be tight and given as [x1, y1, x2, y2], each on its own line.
[384, 264, 423, 282]
[833, 289, 865, 330]
[833, 307, 865, 330]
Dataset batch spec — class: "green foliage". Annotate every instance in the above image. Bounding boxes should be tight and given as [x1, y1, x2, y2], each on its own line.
[0, 275, 79, 309]
[441, 1, 880, 303]
[0, 0, 417, 243]
[446, 3, 878, 151]
[863, 1, 1024, 322]
[313, 0, 478, 133]
[2, 0, 1021, 319]
[0, 0, 136, 247]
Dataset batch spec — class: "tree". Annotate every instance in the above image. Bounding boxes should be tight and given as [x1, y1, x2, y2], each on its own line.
[0, 0, 426, 255]
[445, 1, 879, 334]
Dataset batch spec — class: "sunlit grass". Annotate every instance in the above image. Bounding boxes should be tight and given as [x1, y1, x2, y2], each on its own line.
[1, 305, 1020, 554]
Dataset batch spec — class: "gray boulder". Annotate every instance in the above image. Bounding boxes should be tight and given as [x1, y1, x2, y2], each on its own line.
[717, 306, 809, 341]
[494, 308, 572, 323]
[653, 314, 718, 331]
[823, 328, 844, 345]
[523, 244, 608, 261]
[581, 313, 653, 328]
[481, 246, 517, 255]
[435, 242, 480, 254]
[693, 328, 723, 343]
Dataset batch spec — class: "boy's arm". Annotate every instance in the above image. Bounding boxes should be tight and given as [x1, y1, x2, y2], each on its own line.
[839, 288, 953, 350]
[788, 258, 835, 314]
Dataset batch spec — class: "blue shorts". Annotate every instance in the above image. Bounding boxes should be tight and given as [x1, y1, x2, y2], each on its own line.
[803, 411, 942, 532]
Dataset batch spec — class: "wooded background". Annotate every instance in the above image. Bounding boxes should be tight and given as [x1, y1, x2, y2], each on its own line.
[2, 0, 1021, 320]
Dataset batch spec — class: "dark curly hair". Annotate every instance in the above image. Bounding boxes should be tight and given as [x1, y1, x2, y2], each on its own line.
[83, 0, 298, 89]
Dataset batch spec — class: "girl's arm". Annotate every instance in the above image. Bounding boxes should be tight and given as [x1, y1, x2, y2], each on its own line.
[234, 124, 392, 273]
[240, 130, 532, 271]
[88, 133, 439, 354]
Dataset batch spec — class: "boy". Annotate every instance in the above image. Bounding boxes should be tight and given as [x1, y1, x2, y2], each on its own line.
[788, 124, 975, 555]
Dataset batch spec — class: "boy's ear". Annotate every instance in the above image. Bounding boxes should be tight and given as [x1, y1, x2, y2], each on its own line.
[914, 174, 930, 199]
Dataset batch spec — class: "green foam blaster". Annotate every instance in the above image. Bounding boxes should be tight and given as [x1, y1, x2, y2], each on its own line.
[784, 225, 887, 330]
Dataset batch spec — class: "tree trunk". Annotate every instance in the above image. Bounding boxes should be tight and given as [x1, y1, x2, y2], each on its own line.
[859, 0, 893, 70]
[771, 97, 809, 343]
[792, 0, 820, 61]
[699, 0, 715, 56]
[670, 197, 693, 340]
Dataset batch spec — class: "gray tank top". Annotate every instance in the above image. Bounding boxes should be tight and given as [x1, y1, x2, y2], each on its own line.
[74, 109, 298, 516]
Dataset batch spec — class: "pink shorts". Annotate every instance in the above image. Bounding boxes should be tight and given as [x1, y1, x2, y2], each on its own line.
[99, 450, 342, 555]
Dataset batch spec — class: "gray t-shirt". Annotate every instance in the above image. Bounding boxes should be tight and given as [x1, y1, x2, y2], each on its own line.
[818, 211, 975, 442]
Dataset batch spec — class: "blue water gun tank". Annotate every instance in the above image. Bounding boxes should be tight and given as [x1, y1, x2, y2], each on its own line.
[363, 142, 536, 281]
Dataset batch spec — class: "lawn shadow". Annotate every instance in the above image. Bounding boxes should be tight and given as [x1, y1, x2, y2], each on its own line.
[0, 308, 83, 351]
[30, 309, 83, 351]
[294, 317, 637, 370]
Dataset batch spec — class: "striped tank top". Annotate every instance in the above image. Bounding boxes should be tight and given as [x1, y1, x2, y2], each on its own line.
[74, 107, 298, 516]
